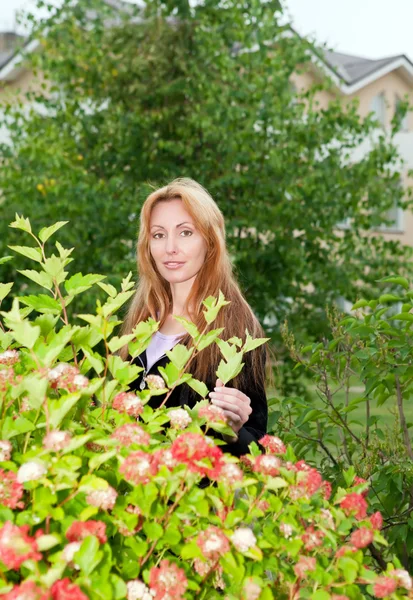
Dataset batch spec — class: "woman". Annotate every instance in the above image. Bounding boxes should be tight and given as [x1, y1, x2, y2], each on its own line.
[121, 178, 268, 457]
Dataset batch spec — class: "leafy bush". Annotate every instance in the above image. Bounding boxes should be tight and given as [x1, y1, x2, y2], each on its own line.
[277, 277, 413, 573]
[0, 219, 411, 599]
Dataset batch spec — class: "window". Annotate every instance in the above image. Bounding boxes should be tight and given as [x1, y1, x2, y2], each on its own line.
[395, 94, 409, 132]
[379, 201, 404, 232]
[370, 93, 386, 127]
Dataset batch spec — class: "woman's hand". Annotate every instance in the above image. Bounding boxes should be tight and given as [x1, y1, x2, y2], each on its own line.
[209, 378, 252, 435]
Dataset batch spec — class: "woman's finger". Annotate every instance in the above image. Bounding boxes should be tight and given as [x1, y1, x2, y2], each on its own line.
[209, 391, 250, 406]
[210, 398, 243, 415]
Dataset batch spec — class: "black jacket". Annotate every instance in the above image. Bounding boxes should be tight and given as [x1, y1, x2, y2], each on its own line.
[129, 350, 268, 457]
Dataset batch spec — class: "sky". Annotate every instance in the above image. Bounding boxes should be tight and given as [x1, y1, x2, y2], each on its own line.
[2, 0, 413, 62]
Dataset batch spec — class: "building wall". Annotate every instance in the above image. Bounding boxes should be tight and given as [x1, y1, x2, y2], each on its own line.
[349, 69, 413, 129]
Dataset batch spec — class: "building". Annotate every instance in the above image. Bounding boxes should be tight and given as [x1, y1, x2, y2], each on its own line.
[292, 48, 413, 246]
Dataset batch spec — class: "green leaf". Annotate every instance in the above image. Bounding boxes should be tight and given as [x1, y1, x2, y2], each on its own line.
[36, 534, 61, 551]
[22, 374, 48, 409]
[65, 273, 106, 296]
[202, 291, 230, 324]
[0, 283, 13, 303]
[216, 353, 244, 385]
[392, 313, 413, 322]
[97, 281, 117, 297]
[187, 377, 209, 398]
[49, 393, 81, 428]
[8, 245, 42, 263]
[89, 450, 117, 471]
[173, 316, 199, 338]
[2, 415, 34, 439]
[10, 321, 41, 349]
[0, 256, 13, 265]
[379, 294, 402, 303]
[311, 592, 330, 600]
[42, 256, 67, 285]
[38, 222, 69, 243]
[166, 344, 193, 371]
[76, 536, 103, 575]
[108, 334, 135, 354]
[18, 269, 53, 291]
[10, 214, 32, 233]
[338, 556, 359, 583]
[196, 328, 224, 351]
[351, 299, 369, 310]
[143, 521, 163, 541]
[19, 294, 62, 315]
[243, 330, 270, 353]
[378, 275, 409, 290]
[216, 338, 238, 362]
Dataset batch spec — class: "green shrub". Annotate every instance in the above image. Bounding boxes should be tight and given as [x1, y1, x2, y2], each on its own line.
[0, 218, 410, 599]
[277, 277, 413, 573]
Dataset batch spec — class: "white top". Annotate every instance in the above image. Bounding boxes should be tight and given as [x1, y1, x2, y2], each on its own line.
[145, 331, 183, 371]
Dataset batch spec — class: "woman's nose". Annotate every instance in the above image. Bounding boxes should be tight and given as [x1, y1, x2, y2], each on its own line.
[165, 235, 178, 254]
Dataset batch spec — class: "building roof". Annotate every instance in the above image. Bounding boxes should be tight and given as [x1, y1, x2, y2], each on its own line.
[324, 50, 413, 86]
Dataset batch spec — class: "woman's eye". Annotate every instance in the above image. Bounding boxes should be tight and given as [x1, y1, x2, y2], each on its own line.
[153, 232, 164, 239]
[180, 230, 193, 237]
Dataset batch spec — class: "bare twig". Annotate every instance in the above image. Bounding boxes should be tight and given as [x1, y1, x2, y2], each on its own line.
[395, 375, 413, 460]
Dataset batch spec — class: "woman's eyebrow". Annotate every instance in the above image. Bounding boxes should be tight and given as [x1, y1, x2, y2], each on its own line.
[150, 221, 193, 229]
[176, 221, 193, 227]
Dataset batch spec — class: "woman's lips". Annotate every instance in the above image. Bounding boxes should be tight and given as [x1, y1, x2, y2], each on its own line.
[163, 261, 185, 270]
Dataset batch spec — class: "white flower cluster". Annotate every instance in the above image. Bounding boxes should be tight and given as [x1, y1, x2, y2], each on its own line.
[145, 374, 165, 390]
[231, 527, 257, 553]
[17, 460, 47, 483]
[87, 486, 118, 511]
[127, 580, 155, 600]
[168, 408, 192, 429]
[391, 569, 412, 590]
[0, 440, 12, 462]
[242, 579, 262, 600]
[63, 541, 82, 565]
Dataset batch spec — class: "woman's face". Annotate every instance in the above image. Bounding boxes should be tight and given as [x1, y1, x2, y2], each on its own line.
[149, 199, 207, 286]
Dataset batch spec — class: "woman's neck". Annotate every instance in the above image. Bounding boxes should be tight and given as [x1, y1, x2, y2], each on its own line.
[169, 276, 196, 318]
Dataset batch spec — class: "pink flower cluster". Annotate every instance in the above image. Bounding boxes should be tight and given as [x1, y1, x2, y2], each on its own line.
[198, 404, 227, 423]
[149, 559, 188, 600]
[339, 493, 368, 520]
[0, 469, 24, 509]
[4, 580, 50, 600]
[259, 434, 286, 454]
[0, 350, 19, 366]
[51, 579, 88, 600]
[120, 451, 159, 485]
[66, 520, 107, 544]
[197, 526, 230, 561]
[43, 430, 72, 452]
[111, 423, 150, 447]
[112, 392, 143, 417]
[170, 433, 225, 479]
[4, 579, 88, 600]
[0, 522, 41, 569]
[47, 363, 88, 393]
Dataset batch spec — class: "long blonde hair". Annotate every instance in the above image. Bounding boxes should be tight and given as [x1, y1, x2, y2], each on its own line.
[121, 178, 266, 387]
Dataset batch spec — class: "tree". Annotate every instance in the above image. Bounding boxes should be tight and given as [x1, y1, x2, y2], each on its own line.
[0, 0, 412, 380]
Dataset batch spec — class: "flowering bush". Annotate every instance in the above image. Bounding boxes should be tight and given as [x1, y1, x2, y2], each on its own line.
[0, 218, 411, 599]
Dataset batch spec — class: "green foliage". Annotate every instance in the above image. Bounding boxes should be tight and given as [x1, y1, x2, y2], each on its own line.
[276, 277, 413, 572]
[0, 0, 412, 359]
[0, 219, 409, 598]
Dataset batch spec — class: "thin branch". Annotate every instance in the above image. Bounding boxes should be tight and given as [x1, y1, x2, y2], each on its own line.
[395, 375, 413, 460]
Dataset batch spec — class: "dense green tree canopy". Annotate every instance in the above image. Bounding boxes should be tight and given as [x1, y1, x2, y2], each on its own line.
[0, 0, 412, 359]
